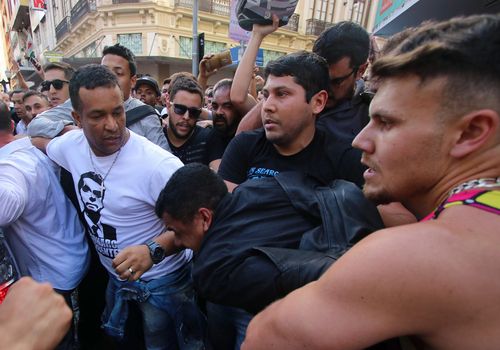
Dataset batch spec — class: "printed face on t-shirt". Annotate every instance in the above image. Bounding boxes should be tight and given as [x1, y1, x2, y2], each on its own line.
[79, 176, 104, 213]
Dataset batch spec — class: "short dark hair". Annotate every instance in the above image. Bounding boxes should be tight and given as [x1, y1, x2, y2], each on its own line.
[155, 163, 228, 223]
[22, 90, 50, 104]
[69, 64, 121, 114]
[169, 77, 204, 104]
[0, 101, 12, 132]
[9, 89, 27, 98]
[163, 78, 171, 85]
[167, 72, 197, 95]
[43, 61, 75, 80]
[212, 78, 232, 96]
[102, 43, 137, 77]
[264, 51, 329, 103]
[313, 21, 370, 68]
[372, 14, 500, 118]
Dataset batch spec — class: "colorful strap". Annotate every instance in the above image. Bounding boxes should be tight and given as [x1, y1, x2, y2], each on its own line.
[422, 190, 500, 221]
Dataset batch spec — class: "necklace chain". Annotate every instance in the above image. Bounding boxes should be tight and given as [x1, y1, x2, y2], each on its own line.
[449, 177, 500, 195]
[88, 147, 122, 192]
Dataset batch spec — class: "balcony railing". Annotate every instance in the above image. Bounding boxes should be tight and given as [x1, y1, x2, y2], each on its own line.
[71, 0, 96, 27]
[305, 18, 332, 36]
[282, 13, 299, 32]
[175, 0, 230, 16]
[56, 16, 70, 41]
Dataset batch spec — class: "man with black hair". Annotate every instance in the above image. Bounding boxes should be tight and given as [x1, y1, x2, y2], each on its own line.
[31, 64, 207, 350]
[23, 90, 50, 120]
[243, 14, 500, 349]
[313, 21, 371, 142]
[211, 79, 244, 144]
[165, 76, 225, 168]
[218, 51, 365, 192]
[28, 44, 170, 152]
[10, 89, 28, 135]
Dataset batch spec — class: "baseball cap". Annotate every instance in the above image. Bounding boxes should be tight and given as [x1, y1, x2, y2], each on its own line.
[135, 76, 160, 96]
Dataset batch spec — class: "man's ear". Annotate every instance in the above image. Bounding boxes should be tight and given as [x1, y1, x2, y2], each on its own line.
[450, 109, 499, 158]
[198, 207, 213, 233]
[356, 62, 369, 80]
[71, 110, 82, 128]
[311, 90, 329, 115]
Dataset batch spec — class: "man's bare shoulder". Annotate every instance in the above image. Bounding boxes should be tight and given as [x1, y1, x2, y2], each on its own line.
[317, 206, 500, 345]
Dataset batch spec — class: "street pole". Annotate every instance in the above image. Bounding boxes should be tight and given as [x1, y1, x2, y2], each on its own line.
[192, 0, 199, 76]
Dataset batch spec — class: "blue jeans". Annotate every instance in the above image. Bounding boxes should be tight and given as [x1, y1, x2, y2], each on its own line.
[206, 303, 252, 350]
[102, 264, 207, 350]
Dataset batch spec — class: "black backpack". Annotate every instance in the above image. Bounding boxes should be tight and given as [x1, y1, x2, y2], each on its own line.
[125, 104, 161, 127]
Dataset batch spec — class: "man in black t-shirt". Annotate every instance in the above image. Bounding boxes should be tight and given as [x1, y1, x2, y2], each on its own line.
[218, 51, 365, 192]
[165, 77, 225, 168]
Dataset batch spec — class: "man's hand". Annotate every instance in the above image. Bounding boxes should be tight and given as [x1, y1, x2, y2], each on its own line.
[0, 277, 72, 350]
[198, 54, 219, 79]
[252, 14, 280, 39]
[112, 245, 153, 281]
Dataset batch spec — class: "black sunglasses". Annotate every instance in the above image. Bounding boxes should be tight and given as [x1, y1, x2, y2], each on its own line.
[173, 103, 202, 119]
[330, 67, 358, 86]
[41, 79, 69, 91]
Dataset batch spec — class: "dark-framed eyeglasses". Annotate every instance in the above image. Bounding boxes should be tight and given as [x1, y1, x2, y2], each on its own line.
[330, 67, 358, 86]
[41, 79, 70, 91]
[173, 103, 202, 119]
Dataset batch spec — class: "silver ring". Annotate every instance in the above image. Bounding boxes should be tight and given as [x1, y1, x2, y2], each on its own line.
[128, 267, 135, 275]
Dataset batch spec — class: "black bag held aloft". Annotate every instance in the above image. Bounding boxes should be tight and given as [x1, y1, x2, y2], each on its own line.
[237, 0, 299, 31]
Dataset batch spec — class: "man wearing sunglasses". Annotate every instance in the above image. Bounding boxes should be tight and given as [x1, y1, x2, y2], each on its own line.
[42, 62, 74, 108]
[165, 77, 225, 169]
[313, 21, 371, 143]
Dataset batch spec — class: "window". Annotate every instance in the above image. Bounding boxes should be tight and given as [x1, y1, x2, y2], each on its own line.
[117, 33, 142, 55]
[310, 0, 335, 22]
[179, 37, 227, 58]
[350, 0, 366, 25]
[263, 49, 285, 66]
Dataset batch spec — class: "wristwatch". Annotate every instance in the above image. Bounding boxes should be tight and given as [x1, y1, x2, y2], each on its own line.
[146, 240, 166, 264]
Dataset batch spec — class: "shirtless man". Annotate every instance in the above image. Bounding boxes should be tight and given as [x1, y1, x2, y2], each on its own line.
[242, 14, 500, 350]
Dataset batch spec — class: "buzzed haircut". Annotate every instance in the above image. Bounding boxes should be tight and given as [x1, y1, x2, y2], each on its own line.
[265, 51, 329, 103]
[43, 61, 75, 80]
[212, 78, 232, 95]
[0, 101, 12, 132]
[313, 21, 370, 68]
[155, 163, 228, 223]
[102, 43, 137, 77]
[23, 90, 50, 104]
[169, 77, 204, 103]
[372, 14, 500, 118]
[69, 64, 121, 114]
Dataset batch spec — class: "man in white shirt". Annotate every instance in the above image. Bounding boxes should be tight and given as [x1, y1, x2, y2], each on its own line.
[32, 64, 206, 350]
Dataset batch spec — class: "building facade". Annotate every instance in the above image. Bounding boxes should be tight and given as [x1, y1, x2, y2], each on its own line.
[4, 0, 378, 87]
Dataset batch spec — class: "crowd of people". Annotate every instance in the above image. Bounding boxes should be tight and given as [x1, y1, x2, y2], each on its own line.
[0, 12, 499, 350]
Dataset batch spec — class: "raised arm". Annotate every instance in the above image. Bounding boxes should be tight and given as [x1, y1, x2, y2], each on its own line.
[230, 15, 279, 116]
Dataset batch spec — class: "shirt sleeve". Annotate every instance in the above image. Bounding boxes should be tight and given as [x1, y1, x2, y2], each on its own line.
[217, 133, 251, 184]
[27, 101, 75, 138]
[147, 154, 184, 204]
[128, 114, 171, 152]
[45, 133, 70, 170]
[0, 163, 29, 225]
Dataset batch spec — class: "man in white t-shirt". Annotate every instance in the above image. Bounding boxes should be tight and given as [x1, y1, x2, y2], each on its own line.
[32, 64, 207, 350]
